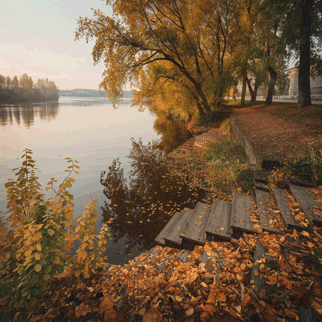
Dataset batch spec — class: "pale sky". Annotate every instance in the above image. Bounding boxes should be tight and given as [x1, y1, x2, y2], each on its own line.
[0, 0, 113, 90]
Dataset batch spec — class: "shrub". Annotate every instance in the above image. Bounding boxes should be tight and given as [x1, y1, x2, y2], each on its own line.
[285, 145, 322, 184]
[68, 198, 111, 279]
[0, 149, 109, 317]
[204, 139, 254, 199]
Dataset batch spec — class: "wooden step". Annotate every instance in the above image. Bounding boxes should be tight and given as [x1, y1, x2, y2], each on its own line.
[180, 202, 212, 248]
[255, 189, 278, 234]
[163, 209, 194, 248]
[154, 212, 182, 245]
[273, 188, 307, 231]
[255, 182, 271, 192]
[253, 170, 268, 184]
[250, 243, 275, 296]
[205, 200, 232, 241]
[231, 194, 256, 237]
[289, 184, 322, 226]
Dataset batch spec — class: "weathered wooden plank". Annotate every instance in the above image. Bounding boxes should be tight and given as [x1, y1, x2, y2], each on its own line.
[255, 189, 278, 234]
[289, 184, 322, 226]
[164, 209, 193, 247]
[250, 243, 265, 293]
[253, 170, 268, 184]
[289, 180, 315, 188]
[255, 182, 271, 193]
[298, 305, 314, 322]
[154, 211, 182, 245]
[231, 194, 256, 236]
[180, 202, 212, 245]
[250, 243, 275, 296]
[273, 188, 307, 231]
[205, 200, 232, 240]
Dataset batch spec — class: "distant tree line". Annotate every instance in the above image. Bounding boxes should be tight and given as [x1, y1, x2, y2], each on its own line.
[0, 73, 59, 103]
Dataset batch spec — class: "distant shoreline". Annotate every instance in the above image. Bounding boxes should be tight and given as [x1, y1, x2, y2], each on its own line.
[58, 89, 133, 98]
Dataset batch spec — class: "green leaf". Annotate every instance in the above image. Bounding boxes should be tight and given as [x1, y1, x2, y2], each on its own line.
[30, 288, 39, 296]
[44, 265, 51, 274]
[22, 291, 28, 297]
[43, 274, 51, 281]
[39, 259, 46, 266]
[34, 264, 42, 272]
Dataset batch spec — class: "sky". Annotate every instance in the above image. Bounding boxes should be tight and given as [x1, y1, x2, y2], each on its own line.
[0, 0, 113, 90]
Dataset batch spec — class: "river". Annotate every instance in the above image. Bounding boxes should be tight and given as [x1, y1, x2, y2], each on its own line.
[0, 96, 199, 264]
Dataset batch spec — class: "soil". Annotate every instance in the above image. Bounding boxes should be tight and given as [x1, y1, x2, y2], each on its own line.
[232, 102, 322, 161]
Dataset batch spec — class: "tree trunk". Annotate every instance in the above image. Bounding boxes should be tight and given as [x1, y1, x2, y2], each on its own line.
[180, 68, 211, 114]
[265, 66, 277, 105]
[254, 83, 258, 99]
[196, 85, 212, 113]
[298, 0, 312, 108]
[240, 70, 247, 106]
[246, 77, 256, 101]
[196, 101, 206, 118]
[233, 85, 237, 101]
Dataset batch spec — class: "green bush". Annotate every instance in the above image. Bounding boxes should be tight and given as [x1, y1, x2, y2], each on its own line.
[285, 145, 322, 184]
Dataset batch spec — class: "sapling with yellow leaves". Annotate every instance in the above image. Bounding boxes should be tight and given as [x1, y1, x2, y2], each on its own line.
[70, 198, 111, 279]
[0, 148, 110, 314]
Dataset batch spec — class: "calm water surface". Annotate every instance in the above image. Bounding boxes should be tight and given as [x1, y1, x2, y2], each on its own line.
[0, 96, 198, 264]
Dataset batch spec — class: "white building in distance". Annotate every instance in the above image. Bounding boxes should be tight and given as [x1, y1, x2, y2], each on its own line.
[288, 66, 322, 97]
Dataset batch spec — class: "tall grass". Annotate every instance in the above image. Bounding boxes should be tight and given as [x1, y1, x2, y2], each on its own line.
[204, 138, 254, 200]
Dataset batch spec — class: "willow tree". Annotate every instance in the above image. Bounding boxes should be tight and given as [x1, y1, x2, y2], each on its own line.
[75, 0, 240, 116]
[75, 0, 210, 114]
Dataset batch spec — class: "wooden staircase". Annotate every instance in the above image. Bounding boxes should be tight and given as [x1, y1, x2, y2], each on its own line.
[155, 171, 322, 250]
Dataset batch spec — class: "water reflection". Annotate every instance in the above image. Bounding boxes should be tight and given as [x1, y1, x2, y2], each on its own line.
[58, 97, 133, 107]
[0, 102, 59, 128]
[100, 139, 206, 254]
[153, 111, 192, 153]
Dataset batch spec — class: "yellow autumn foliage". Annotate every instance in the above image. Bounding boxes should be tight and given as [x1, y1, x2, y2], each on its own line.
[0, 149, 111, 311]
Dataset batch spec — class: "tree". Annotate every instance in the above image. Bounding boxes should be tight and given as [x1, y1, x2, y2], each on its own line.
[262, 0, 322, 108]
[75, 0, 208, 114]
[19, 73, 29, 89]
[27, 76, 34, 94]
[5, 76, 11, 89]
[0, 75, 5, 89]
[47, 81, 59, 100]
[75, 0, 240, 116]
[12, 76, 19, 89]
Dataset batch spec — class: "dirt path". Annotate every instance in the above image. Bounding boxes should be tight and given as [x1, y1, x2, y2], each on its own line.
[233, 103, 322, 161]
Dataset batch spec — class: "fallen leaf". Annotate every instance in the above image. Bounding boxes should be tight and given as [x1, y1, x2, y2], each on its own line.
[300, 231, 310, 238]
[307, 241, 315, 248]
[175, 296, 183, 302]
[207, 291, 216, 305]
[217, 292, 226, 302]
[143, 306, 163, 322]
[185, 307, 194, 317]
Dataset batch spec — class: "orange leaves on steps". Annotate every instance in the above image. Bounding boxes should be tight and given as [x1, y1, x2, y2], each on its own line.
[99, 295, 123, 322]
